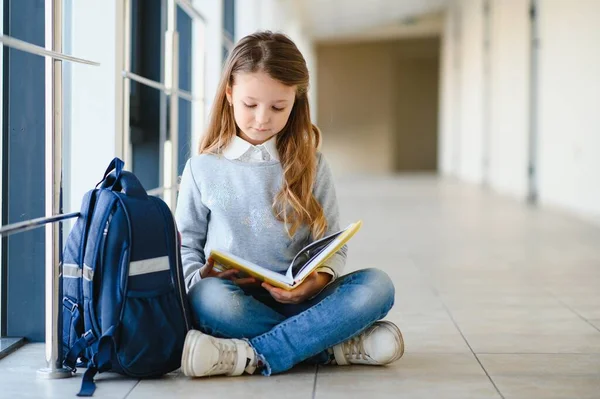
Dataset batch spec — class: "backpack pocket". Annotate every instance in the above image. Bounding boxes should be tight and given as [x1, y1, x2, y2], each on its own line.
[117, 287, 187, 377]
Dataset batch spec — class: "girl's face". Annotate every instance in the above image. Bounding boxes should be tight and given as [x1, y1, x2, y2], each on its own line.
[226, 71, 296, 145]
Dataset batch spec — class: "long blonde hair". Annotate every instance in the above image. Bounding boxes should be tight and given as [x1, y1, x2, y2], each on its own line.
[199, 31, 327, 239]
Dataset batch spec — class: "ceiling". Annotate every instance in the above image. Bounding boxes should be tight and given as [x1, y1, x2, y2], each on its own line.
[291, 0, 449, 42]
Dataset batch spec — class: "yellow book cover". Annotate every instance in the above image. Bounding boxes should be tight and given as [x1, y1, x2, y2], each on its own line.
[210, 220, 362, 290]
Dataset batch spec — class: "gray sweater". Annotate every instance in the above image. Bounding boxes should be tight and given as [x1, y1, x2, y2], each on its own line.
[175, 152, 347, 291]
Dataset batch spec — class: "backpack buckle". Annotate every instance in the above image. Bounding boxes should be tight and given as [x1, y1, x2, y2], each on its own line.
[63, 330, 96, 373]
[62, 297, 78, 313]
[83, 330, 96, 344]
[63, 362, 77, 373]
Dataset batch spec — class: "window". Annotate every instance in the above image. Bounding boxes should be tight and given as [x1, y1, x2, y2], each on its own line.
[0, 0, 207, 357]
[222, 0, 235, 63]
[123, 0, 206, 209]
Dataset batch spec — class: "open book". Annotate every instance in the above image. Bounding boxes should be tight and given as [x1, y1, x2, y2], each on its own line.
[210, 220, 362, 290]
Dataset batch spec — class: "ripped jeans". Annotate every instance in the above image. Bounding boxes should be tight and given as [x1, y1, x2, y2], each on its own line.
[187, 268, 395, 375]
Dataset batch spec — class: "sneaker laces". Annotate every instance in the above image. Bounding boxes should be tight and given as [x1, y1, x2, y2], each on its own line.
[341, 332, 369, 362]
[209, 341, 238, 374]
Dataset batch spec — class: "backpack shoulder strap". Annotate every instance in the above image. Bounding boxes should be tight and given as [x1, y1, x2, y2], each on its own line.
[63, 189, 99, 371]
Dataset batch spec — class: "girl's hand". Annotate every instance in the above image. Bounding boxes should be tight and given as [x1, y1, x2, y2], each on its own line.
[262, 271, 332, 304]
[200, 257, 258, 286]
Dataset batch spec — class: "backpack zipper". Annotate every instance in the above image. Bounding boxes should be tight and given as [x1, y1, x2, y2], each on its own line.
[92, 205, 116, 335]
[103, 212, 114, 237]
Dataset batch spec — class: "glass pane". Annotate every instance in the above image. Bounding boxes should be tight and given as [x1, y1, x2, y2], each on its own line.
[223, 0, 235, 38]
[178, 97, 193, 175]
[177, 6, 193, 175]
[179, 5, 206, 166]
[129, 0, 166, 83]
[130, 0, 167, 193]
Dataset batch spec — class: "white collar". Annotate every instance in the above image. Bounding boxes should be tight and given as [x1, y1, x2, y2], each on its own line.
[222, 135, 280, 162]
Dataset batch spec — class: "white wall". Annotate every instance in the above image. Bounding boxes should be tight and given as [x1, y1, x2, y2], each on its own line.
[537, 0, 600, 220]
[457, 0, 484, 183]
[488, 0, 529, 199]
[438, 5, 458, 176]
[440, 0, 600, 222]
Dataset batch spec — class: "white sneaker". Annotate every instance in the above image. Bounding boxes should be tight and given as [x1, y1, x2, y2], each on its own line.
[333, 321, 404, 366]
[181, 330, 258, 377]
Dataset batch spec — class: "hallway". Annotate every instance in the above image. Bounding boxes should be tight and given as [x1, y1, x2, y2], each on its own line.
[2, 175, 600, 398]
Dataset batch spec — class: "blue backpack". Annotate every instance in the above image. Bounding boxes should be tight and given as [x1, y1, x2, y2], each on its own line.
[61, 158, 192, 396]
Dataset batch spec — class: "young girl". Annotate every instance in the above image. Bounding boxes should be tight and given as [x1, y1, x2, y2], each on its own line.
[175, 31, 404, 377]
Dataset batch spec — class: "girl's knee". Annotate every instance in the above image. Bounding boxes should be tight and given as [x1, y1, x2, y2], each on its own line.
[188, 278, 245, 329]
[354, 268, 395, 313]
[359, 267, 394, 291]
[188, 277, 234, 306]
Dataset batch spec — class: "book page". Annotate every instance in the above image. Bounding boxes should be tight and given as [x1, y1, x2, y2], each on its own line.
[285, 221, 362, 284]
[285, 230, 343, 280]
[296, 239, 341, 282]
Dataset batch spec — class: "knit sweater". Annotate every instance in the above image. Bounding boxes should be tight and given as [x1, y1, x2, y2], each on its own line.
[175, 152, 347, 291]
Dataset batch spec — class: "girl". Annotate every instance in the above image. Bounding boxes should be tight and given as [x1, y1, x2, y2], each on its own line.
[175, 31, 404, 377]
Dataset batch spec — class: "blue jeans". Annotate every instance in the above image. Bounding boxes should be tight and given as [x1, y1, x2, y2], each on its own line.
[187, 268, 395, 375]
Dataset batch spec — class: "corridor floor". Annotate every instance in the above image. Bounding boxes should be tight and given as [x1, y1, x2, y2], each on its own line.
[2, 175, 599, 398]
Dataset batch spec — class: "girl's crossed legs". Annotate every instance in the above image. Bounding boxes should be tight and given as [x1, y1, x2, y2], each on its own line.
[184, 268, 404, 376]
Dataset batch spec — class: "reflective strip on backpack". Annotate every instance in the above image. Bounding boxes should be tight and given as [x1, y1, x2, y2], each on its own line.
[63, 264, 82, 278]
[83, 264, 94, 281]
[129, 256, 170, 276]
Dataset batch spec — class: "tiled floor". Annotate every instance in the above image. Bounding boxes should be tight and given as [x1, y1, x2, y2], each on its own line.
[2, 175, 600, 398]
